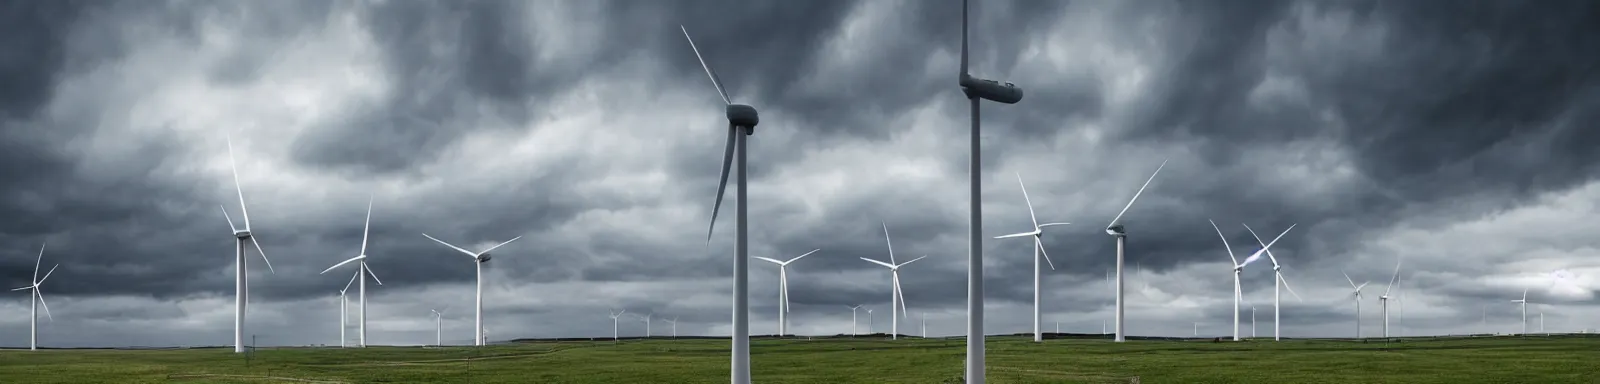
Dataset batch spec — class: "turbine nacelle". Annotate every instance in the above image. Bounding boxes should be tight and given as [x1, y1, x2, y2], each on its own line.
[1106, 224, 1126, 236]
[477, 254, 492, 263]
[960, 74, 1023, 104]
[233, 229, 252, 239]
[726, 104, 759, 131]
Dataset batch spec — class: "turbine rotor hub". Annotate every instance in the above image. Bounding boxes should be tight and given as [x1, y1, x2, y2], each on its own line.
[1105, 224, 1126, 236]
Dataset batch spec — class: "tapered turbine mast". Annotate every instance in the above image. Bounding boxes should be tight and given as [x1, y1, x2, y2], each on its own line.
[957, 0, 1025, 379]
[848, 305, 863, 336]
[1243, 224, 1305, 341]
[1105, 160, 1168, 342]
[431, 306, 449, 346]
[636, 312, 655, 338]
[320, 197, 384, 347]
[860, 223, 928, 340]
[336, 270, 358, 347]
[609, 309, 626, 341]
[219, 135, 274, 353]
[994, 173, 1069, 343]
[664, 316, 679, 338]
[10, 243, 57, 351]
[754, 249, 820, 337]
[1342, 271, 1370, 338]
[681, 25, 761, 384]
[421, 233, 522, 346]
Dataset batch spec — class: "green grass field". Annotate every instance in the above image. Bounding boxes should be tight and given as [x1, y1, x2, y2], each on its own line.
[3, 335, 1598, 383]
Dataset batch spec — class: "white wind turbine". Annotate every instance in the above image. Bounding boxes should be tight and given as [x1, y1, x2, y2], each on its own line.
[921, 312, 928, 338]
[421, 233, 522, 346]
[993, 173, 1070, 343]
[1341, 271, 1370, 338]
[1243, 224, 1305, 341]
[860, 223, 928, 340]
[1250, 305, 1257, 338]
[320, 197, 384, 348]
[1511, 288, 1529, 335]
[609, 309, 626, 341]
[754, 249, 820, 337]
[1104, 160, 1168, 342]
[957, 0, 1025, 378]
[1379, 258, 1402, 338]
[867, 307, 875, 334]
[335, 270, 359, 348]
[664, 316, 679, 338]
[847, 305, 863, 336]
[220, 136, 274, 353]
[636, 312, 655, 338]
[11, 243, 57, 351]
[431, 306, 450, 346]
[680, 25, 763, 384]
[1209, 221, 1296, 341]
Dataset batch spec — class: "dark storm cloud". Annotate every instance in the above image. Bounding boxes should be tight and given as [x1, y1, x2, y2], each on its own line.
[0, 0, 1596, 347]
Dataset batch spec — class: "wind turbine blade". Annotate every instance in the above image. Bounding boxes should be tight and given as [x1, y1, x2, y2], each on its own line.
[1038, 222, 1071, 228]
[1358, 281, 1370, 291]
[1279, 272, 1304, 302]
[226, 134, 252, 230]
[478, 236, 523, 255]
[707, 124, 735, 243]
[882, 222, 896, 264]
[1522, 288, 1528, 301]
[360, 195, 373, 256]
[36, 289, 52, 321]
[251, 237, 273, 274]
[1241, 224, 1279, 267]
[322, 256, 365, 274]
[342, 269, 360, 293]
[787, 248, 821, 264]
[421, 233, 479, 259]
[364, 263, 384, 286]
[1208, 220, 1238, 266]
[679, 25, 731, 105]
[11, 286, 31, 291]
[959, 0, 968, 76]
[1244, 223, 1296, 262]
[1036, 238, 1056, 271]
[993, 231, 1036, 239]
[752, 256, 784, 265]
[898, 255, 929, 267]
[1016, 173, 1039, 229]
[1342, 270, 1358, 289]
[33, 242, 45, 282]
[859, 257, 896, 269]
[894, 274, 908, 320]
[219, 205, 238, 232]
[36, 264, 58, 285]
[1384, 258, 1403, 296]
[1107, 159, 1168, 228]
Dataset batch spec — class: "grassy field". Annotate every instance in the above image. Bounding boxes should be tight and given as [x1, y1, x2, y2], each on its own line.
[2, 335, 1598, 383]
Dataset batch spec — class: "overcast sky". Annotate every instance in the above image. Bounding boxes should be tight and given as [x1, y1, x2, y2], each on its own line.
[1, 0, 1597, 348]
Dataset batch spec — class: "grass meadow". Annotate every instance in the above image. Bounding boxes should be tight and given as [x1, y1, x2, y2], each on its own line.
[2, 334, 1597, 383]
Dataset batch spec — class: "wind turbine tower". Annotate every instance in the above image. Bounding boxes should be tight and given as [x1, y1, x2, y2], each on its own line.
[994, 173, 1070, 342]
[755, 249, 820, 337]
[1105, 161, 1168, 342]
[321, 197, 384, 348]
[1342, 271, 1369, 338]
[860, 223, 927, 340]
[1379, 258, 1402, 338]
[1243, 224, 1304, 341]
[220, 136, 274, 353]
[956, 0, 1025, 379]
[10, 243, 57, 351]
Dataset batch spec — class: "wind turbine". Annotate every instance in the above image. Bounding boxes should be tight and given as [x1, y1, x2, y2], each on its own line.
[609, 309, 626, 341]
[665, 316, 679, 338]
[321, 197, 384, 348]
[754, 249, 820, 337]
[860, 223, 928, 340]
[921, 312, 928, 338]
[1341, 271, 1370, 338]
[993, 173, 1069, 342]
[1511, 288, 1529, 335]
[1379, 258, 1402, 338]
[680, 25, 762, 384]
[431, 306, 450, 346]
[1105, 160, 1168, 342]
[335, 270, 358, 348]
[421, 233, 522, 346]
[1211, 222, 1296, 341]
[847, 305, 863, 336]
[867, 308, 875, 334]
[636, 312, 655, 338]
[10, 243, 57, 351]
[957, 0, 1025, 378]
[1250, 305, 1257, 338]
[220, 135, 274, 353]
[1243, 224, 1305, 341]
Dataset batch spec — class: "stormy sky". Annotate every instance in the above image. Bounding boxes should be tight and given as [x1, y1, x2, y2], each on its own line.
[1, 0, 1597, 347]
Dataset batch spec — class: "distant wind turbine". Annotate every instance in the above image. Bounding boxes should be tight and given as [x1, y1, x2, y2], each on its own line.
[994, 172, 1070, 343]
[1104, 160, 1168, 342]
[860, 223, 928, 340]
[220, 135, 274, 353]
[609, 309, 626, 341]
[1511, 288, 1530, 335]
[431, 306, 450, 346]
[421, 233, 522, 346]
[847, 305, 863, 336]
[1242, 224, 1305, 341]
[754, 249, 820, 336]
[10, 243, 57, 351]
[335, 270, 358, 348]
[1379, 258, 1402, 338]
[321, 197, 383, 348]
[1342, 271, 1370, 338]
